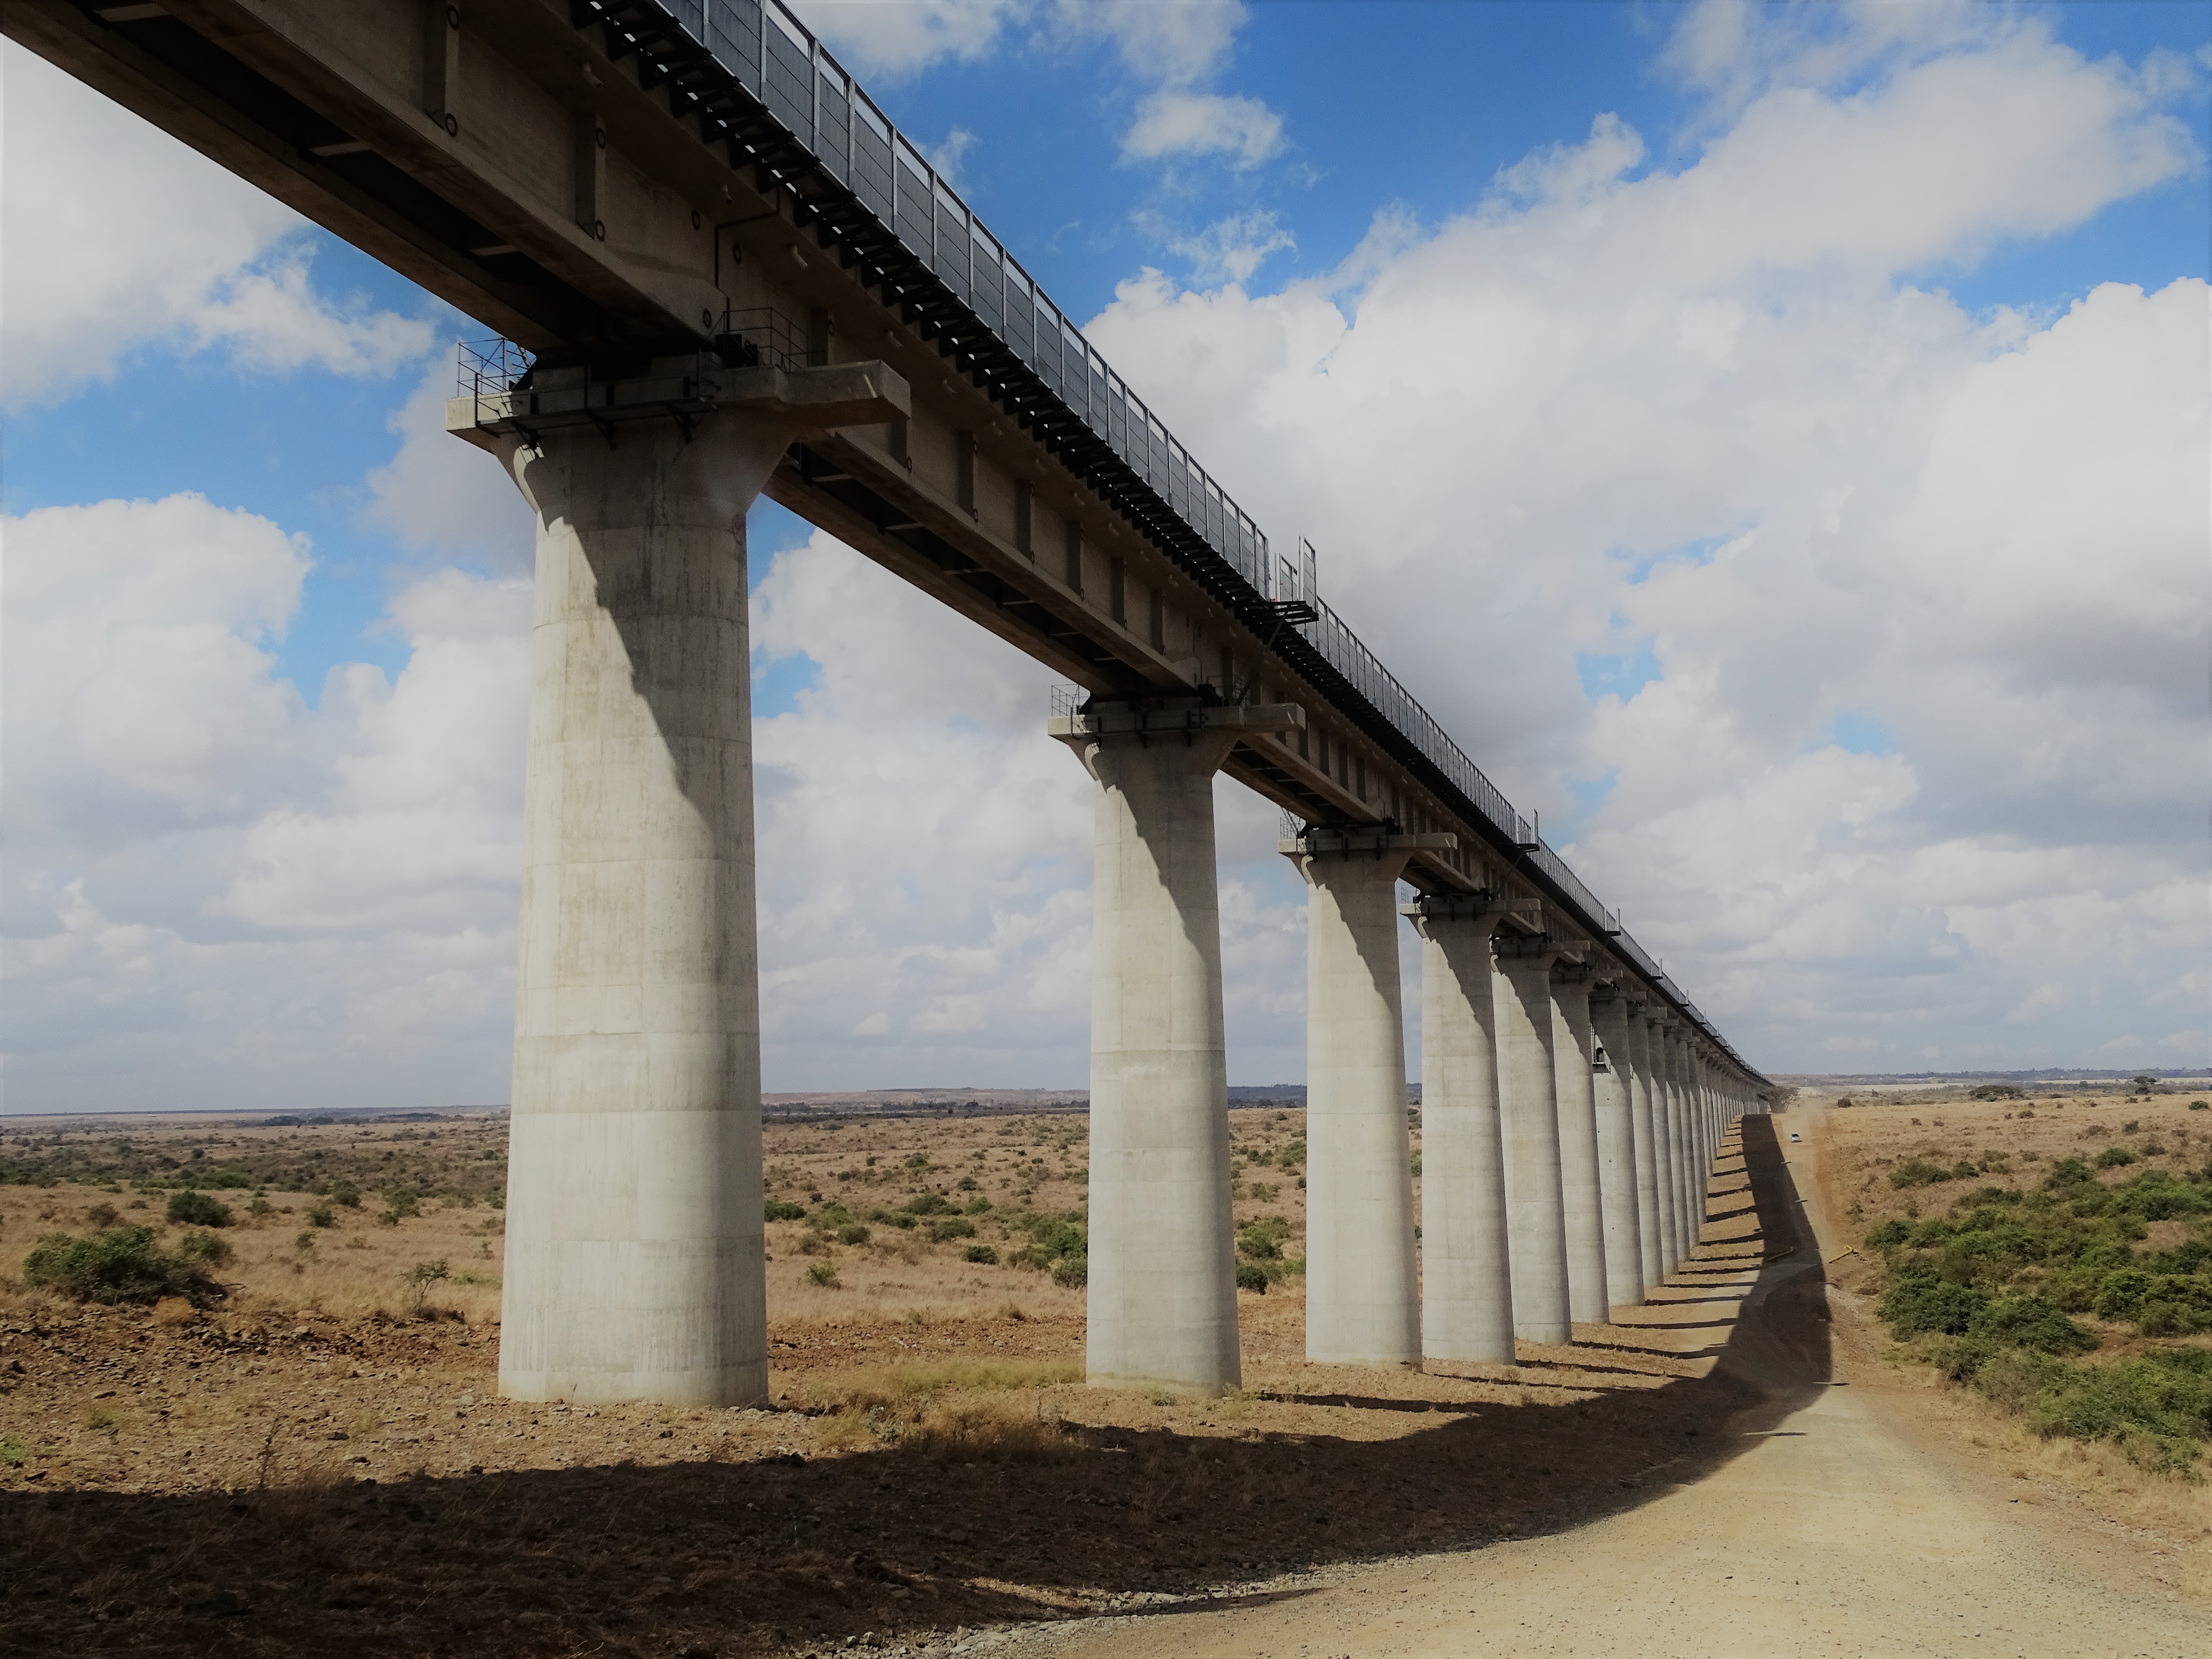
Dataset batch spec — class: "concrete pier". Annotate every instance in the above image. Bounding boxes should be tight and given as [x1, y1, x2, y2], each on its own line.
[1548, 965, 1611, 1323]
[1647, 1014, 1684, 1273]
[1406, 896, 1516, 1364]
[1666, 1031, 1697, 1260]
[1622, 1002, 1665, 1293]
[1055, 699, 1299, 1395]
[496, 413, 789, 1407]
[1290, 831, 1428, 1366]
[1493, 943, 1572, 1345]
[1586, 987, 1645, 1311]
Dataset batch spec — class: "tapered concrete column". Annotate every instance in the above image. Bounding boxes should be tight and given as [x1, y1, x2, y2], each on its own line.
[1667, 1033, 1699, 1257]
[1548, 965, 1610, 1323]
[496, 411, 792, 1407]
[1621, 1004, 1664, 1293]
[1642, 1013, 1681, 1277]
[1586, 987, 1645, 1312]
[1493, 942, 1572, 1344]
[1054, 698, 1301, 1395]
[1405, 895, 1515, 1364]
[1286, 829, 1445, 1366]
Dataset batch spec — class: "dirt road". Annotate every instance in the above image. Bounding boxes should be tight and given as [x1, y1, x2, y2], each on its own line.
[1001, 1109, 2207, 1659]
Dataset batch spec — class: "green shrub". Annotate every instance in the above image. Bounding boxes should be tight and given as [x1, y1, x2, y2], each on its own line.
[903, 1191, 954, 1217]
[166, 1190, 232, 1228]
[963, 1196, 993, 1215]
[1278, 1139, 1306, 1169]
[381, 1186, 422, 1221]
[2095, 1147, 2138, 1170]
[1865, 1218, 1911, 1248]
[806, 1261, 841, 1288]
[307, 1203, 335, 1228]
[1968, 1295, 2097, 1355]
[1878, 1269, 1989, 1337]
[331, 1180, 360, 1208]
[1236, 1260, 1272, 1293]
[1050, 1256, 1087, 1289]
[836, 1225, 871, 1246]
[84, 1202, 120, 1228]
[929, 1217, 977, 1243]
[2023, 1348, 2212, 1473]
[2188, 1100, 2208, 1112]
[764, 1199, 806, 1222]
[175, 1229, 232, 1266]
[1889, 1158, 1952, 1190]
[21, 1228, 223, 1307]
[1238, 1214, 1295, 1260]
[963, 1244, 999, 1265]
[2092, 1268, 2153, 1321]
[401, 1258, 449, 1314]
[2044, 1157, 2093, 1187]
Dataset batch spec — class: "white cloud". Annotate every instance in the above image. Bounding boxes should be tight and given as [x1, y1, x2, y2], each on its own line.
[1122, 89, 1283, 168]
[928, 126, 978, 189]
[1, 494, 531, 1111]
[786, 0, 1034, 79]
[1080, 13, 2207, 1071]
[1060, 0, 1248, 86]
[1136, 209, 1294, 284]
[1494, 112, 1646, 204]
[364, 352, 537, 573]
[186, 258, 433, 377]
[0, 41, 432, 408]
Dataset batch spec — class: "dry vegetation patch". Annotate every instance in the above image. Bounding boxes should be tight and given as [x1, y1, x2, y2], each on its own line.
[1818, 1083, 2212, 1532]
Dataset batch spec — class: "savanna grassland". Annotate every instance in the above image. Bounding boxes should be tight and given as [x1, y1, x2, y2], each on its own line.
[0, 1106, 1806, 1657]
[1815, 1081, 2212, 1537]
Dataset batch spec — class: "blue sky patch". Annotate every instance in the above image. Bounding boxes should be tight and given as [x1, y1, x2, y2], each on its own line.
[1830, 713, 1898, 756]
[1576, 640, 1662, 702]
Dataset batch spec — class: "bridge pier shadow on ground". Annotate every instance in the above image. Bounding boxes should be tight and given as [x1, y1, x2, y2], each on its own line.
[2, 1119, 1826, 1657]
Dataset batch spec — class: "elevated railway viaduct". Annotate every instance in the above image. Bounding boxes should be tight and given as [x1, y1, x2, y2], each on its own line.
[12, 0, 1771, 1402]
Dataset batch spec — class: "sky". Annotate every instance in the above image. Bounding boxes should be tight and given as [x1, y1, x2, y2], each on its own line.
[2, 0, 2207, 1113]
